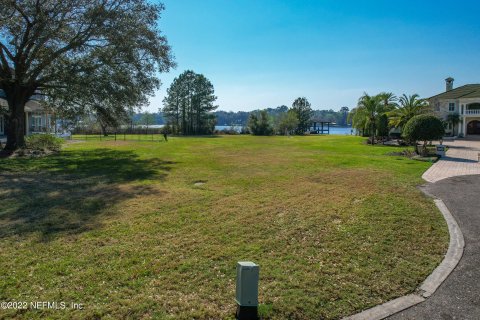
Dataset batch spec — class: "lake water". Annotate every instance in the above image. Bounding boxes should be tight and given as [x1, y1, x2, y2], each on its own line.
[327, 127, 355, 135]
[145, 125, 354, 135]
[216, 125, 354, 135]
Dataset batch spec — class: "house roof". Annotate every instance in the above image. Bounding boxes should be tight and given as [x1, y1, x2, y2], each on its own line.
[429, 84, 480, 100]
[25, 100, 43, 112]
[0, 89, 44, 111]
[0, 97, 42, 111]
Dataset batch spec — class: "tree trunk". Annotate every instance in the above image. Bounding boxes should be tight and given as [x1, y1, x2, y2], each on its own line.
[422, 141, 428, 156]
[100, 123, 108, 136]
[4, 109, 26, 151]
[4, 92, 32, 151]
[2, 84, 36, 151]
[370, 122, 375, 145]
[181, 103, 186, 135]
[373, 122, 376, 145]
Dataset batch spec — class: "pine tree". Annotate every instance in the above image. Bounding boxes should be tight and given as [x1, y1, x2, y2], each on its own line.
[162, 71, 217, 135]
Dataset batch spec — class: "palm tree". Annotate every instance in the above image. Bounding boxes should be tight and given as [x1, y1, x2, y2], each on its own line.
[379, 92, 398, 110]
[349, 107, 367, 136]
[355, 93, 385, 144]
[388, 94, 429, 129]
[446, 113, 460, 136]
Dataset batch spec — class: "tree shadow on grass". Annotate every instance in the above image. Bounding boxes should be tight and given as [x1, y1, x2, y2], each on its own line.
[0, 149, 176, 241]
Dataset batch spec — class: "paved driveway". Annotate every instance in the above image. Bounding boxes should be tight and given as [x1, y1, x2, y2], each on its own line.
[389, 140, 480, 319]
[422, 140, 480, 183]
[387, 174, 480, 320]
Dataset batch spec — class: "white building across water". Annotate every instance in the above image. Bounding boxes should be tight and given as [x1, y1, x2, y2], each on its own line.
[429, 78, 480, 137]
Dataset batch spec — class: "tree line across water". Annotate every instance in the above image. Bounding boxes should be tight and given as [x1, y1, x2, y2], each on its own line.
[71, 67, 350, 137]
[129, 106, 350, 130]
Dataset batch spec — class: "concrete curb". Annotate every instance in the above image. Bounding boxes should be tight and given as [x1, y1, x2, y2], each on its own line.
[343, 198, 465, 320]
[418, 199, 464, 298]
[342, 295, 425, 320]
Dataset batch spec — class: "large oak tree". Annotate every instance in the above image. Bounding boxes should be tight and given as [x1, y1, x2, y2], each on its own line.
[0, 0, 174, 150]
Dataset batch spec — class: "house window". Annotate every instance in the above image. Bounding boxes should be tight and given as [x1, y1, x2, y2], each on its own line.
[435, 102, 440, 111]
[0, 115, 4, 135]
[31, 114, 43, 132]
[449, 103, 455, 112]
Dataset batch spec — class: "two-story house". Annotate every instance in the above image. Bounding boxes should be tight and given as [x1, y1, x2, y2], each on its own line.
[428, 78, 480, 137]
[0, 90, 53, 137]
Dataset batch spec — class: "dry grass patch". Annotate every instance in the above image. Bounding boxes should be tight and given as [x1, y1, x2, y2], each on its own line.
[0, 136, 447, 319]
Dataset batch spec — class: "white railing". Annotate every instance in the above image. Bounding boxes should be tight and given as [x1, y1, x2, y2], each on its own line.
[465, 109, 480, 115]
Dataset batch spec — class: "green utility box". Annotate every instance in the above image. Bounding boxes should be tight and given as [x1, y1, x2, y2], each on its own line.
[235, 261, 259, 307]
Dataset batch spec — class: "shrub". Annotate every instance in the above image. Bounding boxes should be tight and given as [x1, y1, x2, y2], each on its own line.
[402, 114, 444, 155]
[25, 134, 64, 151]
[240, 126, 250, 134]
[277, 109, 299, 135]
[248, 110, 274, 135]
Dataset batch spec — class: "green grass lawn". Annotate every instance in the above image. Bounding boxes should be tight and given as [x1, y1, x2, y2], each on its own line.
[0, 135, 448, 319]
[72, 133, 167, 142]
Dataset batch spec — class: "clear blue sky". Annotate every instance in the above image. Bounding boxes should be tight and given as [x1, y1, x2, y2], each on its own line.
[148, 0, 480, 112]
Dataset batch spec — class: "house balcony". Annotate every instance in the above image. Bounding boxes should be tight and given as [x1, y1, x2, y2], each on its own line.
[465, 109, 480, 115]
